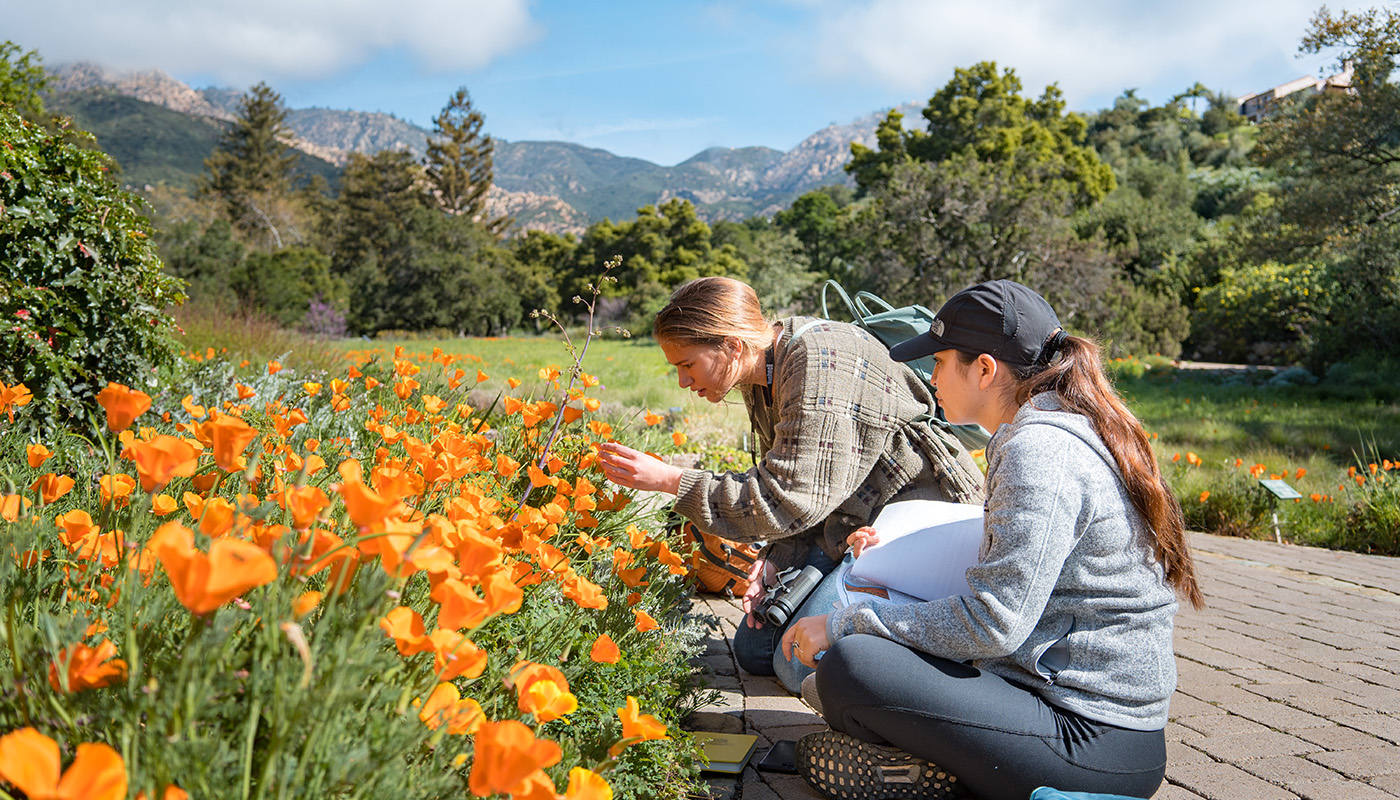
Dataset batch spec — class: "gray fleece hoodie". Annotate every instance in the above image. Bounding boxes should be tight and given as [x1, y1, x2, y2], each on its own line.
[827, 393, 1179, 731]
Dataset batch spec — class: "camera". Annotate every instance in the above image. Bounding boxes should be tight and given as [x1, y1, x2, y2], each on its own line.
[757, 565, 823, 627]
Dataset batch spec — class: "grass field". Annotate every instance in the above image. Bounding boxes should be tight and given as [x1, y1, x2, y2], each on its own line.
[175, 316, 1397, 554]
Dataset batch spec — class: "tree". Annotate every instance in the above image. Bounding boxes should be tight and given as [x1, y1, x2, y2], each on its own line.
[849, 62, 1115, 208]
[0, 107, 185, 430]
[566, 198, 748, 329]
[0, 41, 49, 122]
[1252, 6, 1400, 365]
[774, 189, 857, 279]
[201, 82, 301, 249]
[425, 87, 508, 234]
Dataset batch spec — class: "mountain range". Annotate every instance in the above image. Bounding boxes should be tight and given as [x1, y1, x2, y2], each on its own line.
[48, 63, 917, 234]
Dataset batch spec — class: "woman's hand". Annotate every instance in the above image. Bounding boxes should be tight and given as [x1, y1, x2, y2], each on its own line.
[597, 442, 683, 494]
[846, 526, 881, 559]
[741, 558, 775, 628]
[781, 614, 831, 668]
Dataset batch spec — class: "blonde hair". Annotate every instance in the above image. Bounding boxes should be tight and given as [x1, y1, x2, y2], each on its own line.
[653, 276, 772, 357]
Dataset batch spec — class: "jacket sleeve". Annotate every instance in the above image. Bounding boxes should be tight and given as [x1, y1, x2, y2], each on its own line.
[672, 332, 895, 545]
[826, 424, 1092, 661]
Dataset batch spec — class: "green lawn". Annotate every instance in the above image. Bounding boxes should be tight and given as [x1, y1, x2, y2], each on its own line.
[338, 339, 1399, 554]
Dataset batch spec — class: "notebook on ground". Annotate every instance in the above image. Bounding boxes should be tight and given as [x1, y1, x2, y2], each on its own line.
[692, 731, 760, 774]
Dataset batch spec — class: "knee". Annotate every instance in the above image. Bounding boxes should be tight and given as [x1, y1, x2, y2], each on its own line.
[732, 622, 777, 676]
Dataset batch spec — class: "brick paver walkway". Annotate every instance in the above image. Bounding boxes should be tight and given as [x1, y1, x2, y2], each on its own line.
[685, 532, 1400, 799]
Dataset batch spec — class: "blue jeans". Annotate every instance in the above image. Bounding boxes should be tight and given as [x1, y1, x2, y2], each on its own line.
[732, 548, 842, 694]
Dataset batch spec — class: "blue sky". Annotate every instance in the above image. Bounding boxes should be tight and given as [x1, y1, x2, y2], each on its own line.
[15, 0, 1349, 166]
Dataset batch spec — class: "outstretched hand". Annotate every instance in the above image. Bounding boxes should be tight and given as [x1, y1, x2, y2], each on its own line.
[596, 441, 684, 495]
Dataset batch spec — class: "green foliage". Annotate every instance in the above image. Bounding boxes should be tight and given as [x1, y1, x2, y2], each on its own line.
[851, 62, 1115, 208]
[774, 189, 857, 278]
[1092, 278, 1191, 359]
[201, 82, 302, 250]
[1191, 261, 1328, 364]
[567, 199, 748, 328]
[229, 246, 346, 328]
[0, 40, 49, 122]
[0, 106, 185, 431]
[160, 217, 247, 308]
[425, 87, 505, 233]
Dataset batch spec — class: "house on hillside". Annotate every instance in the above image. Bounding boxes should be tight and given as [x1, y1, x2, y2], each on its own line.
[1237, 63, 1354, 122]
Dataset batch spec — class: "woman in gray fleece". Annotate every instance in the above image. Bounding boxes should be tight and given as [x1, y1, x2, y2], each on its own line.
[597, 276, 983, 695]
[781, 280, 1204, 800]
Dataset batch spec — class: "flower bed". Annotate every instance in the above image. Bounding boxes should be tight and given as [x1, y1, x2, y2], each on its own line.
[0, 326, 709, 798]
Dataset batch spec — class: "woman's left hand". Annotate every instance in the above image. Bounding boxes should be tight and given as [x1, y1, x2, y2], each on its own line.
[597, 442, 684, 494]
[781, 614, 831, 669]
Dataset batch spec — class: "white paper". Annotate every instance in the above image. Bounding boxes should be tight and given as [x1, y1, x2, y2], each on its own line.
[846, 500, 985, 601]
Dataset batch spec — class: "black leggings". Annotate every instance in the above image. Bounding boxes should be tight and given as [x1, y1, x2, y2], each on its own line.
[815, 635, 1166, 800]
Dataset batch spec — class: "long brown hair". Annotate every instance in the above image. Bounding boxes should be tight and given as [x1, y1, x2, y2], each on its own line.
[965, 337, 1204, 609]
[652, 276, 772, 355]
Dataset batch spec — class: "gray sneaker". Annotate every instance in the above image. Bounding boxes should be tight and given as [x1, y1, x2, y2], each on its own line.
[801, 672, 824, 716]
[796, 730, 968, 800]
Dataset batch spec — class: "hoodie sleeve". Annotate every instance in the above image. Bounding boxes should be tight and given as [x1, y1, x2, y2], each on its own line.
[827, 423, 1095, 661]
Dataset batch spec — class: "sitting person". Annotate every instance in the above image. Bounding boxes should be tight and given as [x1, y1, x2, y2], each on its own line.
[780, 279, 1203, 800]
[598, 276, 983, 694]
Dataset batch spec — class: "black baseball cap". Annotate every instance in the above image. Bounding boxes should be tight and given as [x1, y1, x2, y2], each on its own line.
[889, 280, 1063, 367]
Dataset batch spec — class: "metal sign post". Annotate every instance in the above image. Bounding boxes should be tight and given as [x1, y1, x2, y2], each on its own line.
[1258, 479, 1302, 543]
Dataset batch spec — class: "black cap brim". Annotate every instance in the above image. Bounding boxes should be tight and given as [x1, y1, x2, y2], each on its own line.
[889, 330, 945, 363]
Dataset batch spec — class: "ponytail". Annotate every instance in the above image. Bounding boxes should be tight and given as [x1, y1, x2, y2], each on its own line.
[1017, 336, 1204, 610]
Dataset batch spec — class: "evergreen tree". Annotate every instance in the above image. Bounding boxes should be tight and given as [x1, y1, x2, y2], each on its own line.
[425, 87, 509, 234]
[201, 82, 300, 249]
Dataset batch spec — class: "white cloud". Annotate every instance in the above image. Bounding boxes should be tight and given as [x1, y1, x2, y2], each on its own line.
[795, 0, 1347, 105]
[9, 0, 540, 84]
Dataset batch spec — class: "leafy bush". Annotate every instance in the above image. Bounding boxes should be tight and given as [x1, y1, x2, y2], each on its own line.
[1189, 261, 1327, 364]
[0, 107, 186, 432]
[229, 246, 346, 329]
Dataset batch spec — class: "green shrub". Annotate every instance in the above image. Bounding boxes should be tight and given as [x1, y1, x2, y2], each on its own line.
[0, 107, 185, 431]
[1189, 261, 1327, 364]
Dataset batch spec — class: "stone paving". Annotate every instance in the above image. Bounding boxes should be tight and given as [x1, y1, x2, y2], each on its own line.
[683, 531, 1400, 799]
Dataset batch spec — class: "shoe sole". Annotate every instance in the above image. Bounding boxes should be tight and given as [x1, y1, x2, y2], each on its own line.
[796, 731, 966, 800]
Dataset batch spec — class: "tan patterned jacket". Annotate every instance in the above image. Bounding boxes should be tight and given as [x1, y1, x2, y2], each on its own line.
[673, 317, 985, 571]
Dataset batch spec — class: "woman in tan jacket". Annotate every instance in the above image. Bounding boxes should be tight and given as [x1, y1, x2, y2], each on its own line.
[598, 276, 982, 694]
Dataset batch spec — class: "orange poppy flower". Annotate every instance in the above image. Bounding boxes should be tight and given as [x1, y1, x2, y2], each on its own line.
[26, 444, 52, 468]
[48, 639, 128, 693]
[588, 420, 613, 438]
[95, 382, 151, 433]
[292, 591, 323, 619]
[128, 435, 199, 492]
[197, 497, 236, 538]
[96, 474, 135, 509]
[148, 522, 278, 615]
[303, 382, 322, 396]
[418, 682, 484, 734]
[283, 485, 330, 530]
[589, 633, 621, 664]
[206, 415, 258, 472]
[29, 473, 75, 505]
[633, 608, 659, 632]
[379, 606, 434, 656]
[0, 728, 126, 800]
[428, 628, 488, 681]
[610, 696, 669, 756]
[339, 479, 403, 530]
[151, 494, 179, 516]
[672, 431, 687, 447]
[510, 661, 577, 723]
[559, 573, 608, 610]
[643, 411, 664, 426]
[562, 767, 612, 800]
[1199, 491, 1210, 503]
[135, 784, 189, 800]
[267, 360, 282, 375]
[55, 510, 99, 549]
[1, 381, 34, 422]
[468, 720, 563, 798]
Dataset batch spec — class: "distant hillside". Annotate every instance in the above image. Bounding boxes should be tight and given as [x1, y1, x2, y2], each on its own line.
[47, 89, 341, 192]
[47, 62, 908, 232]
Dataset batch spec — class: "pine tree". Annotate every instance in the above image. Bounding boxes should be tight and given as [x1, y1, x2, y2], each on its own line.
[424, 87, 510, 234]
[201, 82, 300, 248]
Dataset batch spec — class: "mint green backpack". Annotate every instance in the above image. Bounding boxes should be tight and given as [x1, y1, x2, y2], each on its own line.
[819, 280, 991, 450]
